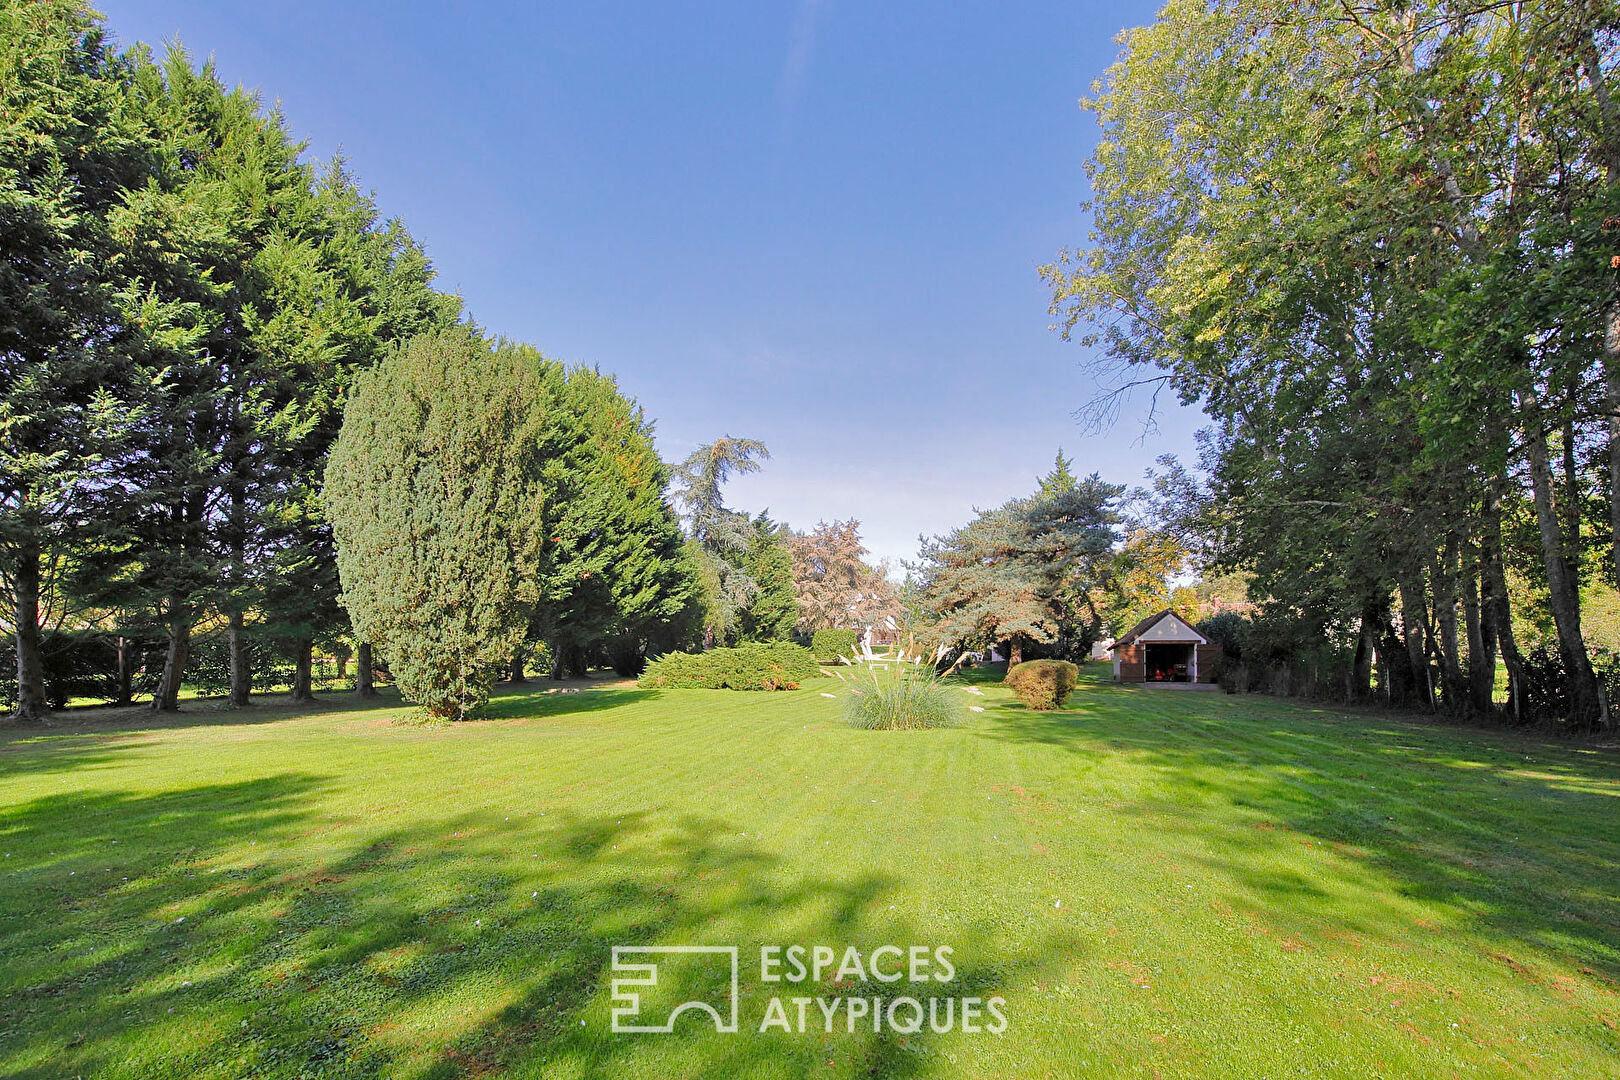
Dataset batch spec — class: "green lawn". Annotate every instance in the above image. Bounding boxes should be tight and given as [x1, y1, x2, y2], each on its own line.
[1, 667, 1617, 1078]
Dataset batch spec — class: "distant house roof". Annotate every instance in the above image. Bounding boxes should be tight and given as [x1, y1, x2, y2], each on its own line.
[1109, 609, 1207, 649]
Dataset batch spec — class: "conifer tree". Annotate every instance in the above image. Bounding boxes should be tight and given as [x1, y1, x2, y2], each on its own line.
[786, 519, 896, 633]
[737, 515, 797, 642]
[520, 361, 698, 677]
[0, 1, 150, 722]
[916, 456, 1121, 664]
[325, 331, 551, 719]
[670, 437, 770, 644]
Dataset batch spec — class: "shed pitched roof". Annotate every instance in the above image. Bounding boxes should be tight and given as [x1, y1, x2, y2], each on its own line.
[1109, 609, 1207, 649]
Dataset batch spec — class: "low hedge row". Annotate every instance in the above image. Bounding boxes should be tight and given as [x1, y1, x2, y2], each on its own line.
[1003, 659, 1079, 710]
[638, 642, 821, 691]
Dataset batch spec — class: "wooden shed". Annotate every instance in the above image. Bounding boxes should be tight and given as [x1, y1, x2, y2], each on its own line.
[1109, 610, 1222, 684]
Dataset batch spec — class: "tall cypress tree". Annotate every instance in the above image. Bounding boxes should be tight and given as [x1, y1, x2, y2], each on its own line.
[528, 362, 699, 677]
[325, 331, 550, 719]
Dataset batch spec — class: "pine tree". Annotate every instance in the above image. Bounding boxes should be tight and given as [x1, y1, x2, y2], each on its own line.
[324, 331, 551, 719]
[916, 456, 1121, 664]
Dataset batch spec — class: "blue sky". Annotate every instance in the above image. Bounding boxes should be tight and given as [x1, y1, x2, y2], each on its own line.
[99, 0, 1204, 567]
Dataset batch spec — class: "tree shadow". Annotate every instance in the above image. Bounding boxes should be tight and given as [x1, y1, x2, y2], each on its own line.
[475, 684, 662, 722]
[972, 684, 1620, 986]
[2, 689, 408, 744]
[0, 770, 1061, 1079]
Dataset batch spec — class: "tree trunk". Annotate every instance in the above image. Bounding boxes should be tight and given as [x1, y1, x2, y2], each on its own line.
[509, 647, 527, 683]
[1563, 400, 1582, 555]
[1521, 389, 1602, 725]
[1399, 575, 1431, 711]
[1435, 536, 1463, 711]
[9, 543, 48, 723]
[228, 609, 252, 707]
[1352, 604, 1377, 702]
[1574, 24, 1620, 590]
[152, 597, 189, 712]
[1608, 302, 1620, 591]
[291, 638, 314, 703]
[1483, 500, 1525, 721]
[355, 642, 377, 698]
[1461, 547, 1496, 715]
[114, 635, 134, 707]
[336, 653, 348, 682]
[1008, 637, 1023, 667]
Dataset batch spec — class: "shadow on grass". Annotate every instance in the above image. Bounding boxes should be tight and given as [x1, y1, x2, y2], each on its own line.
[0, 767, 1055, 1079]
[476, 684, 662, 722]
[974, 683, 1620, 986]
[0, 688, 409, 746]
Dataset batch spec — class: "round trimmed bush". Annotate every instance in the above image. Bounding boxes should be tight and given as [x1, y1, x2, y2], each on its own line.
[1004, 659, 1080, 710]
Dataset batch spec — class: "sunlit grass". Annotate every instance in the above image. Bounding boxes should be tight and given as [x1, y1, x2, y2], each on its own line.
[1, 666, 1616, 1078]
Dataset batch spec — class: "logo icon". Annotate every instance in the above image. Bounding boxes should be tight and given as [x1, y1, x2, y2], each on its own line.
[610, 945, 740, 1033]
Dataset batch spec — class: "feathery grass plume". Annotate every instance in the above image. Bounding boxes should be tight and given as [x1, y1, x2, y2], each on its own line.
[843, 656, 959, 730]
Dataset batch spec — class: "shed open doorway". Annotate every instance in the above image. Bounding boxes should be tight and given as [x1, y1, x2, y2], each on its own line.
[1144, 642, 1193, 682]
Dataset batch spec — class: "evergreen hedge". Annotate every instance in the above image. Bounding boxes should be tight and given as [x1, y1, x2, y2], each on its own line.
[810, 628, 861, 662]
[1004, 659, 1080, 710]
[638, 643, 819, 690]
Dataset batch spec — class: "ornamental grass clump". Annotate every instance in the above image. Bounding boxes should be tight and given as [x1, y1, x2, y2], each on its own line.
[838, 641, 964, 730]
[843, 664, 958, 729]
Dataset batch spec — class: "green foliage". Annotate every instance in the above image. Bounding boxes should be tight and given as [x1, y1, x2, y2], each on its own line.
[810, 628, 861, 662]
[916, 455, 1120, 660]
[0, 2, 155, 719]
[669, 437, 772, 644]
[529, 362, 701, 676]
[0, 631, 124, 710]
[737, 516, 797, 642]
[637, 642, 818, 691]
[324, 331, 552, 719]
[842, 663, 959, 730]
[1003, 659, 1079, 711]
[1039, 0, 1620, 725]
[1196, 612, 1251, 662]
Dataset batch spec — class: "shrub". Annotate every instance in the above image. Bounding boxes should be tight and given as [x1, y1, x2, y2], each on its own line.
[810, 628, 861, 662]
[605, 636, 648, 679]
[1195, 612, 1251, 661]
[1003, 659, 1079, 710]
[638, 642, 819, 690]
[843, 662, 959, 730]
[0, 632, 126, 709]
